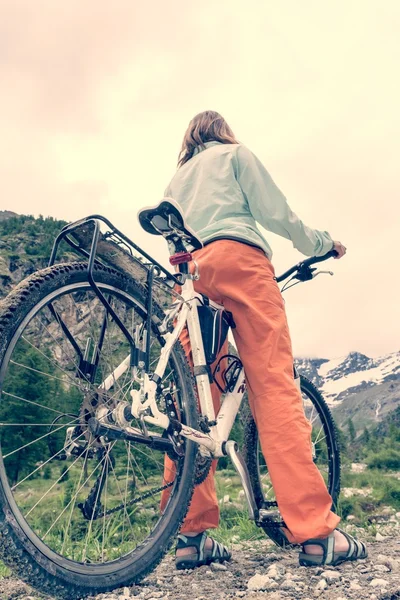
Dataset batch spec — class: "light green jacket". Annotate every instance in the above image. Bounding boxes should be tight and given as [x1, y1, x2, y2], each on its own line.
[164, 141, 333, 259]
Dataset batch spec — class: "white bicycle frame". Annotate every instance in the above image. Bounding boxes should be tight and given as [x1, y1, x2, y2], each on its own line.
[130, 271, 246, 458]
[100, 261, 299, 459]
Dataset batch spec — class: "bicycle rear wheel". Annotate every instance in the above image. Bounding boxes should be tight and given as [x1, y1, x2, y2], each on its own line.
[0, 262, 198, 598]
[242, 375, 340, 546]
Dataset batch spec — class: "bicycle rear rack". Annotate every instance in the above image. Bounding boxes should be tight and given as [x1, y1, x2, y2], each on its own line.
[48, 214, 181, 375]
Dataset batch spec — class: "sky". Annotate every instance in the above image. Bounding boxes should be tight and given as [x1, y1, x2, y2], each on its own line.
[1, 0, 399, 359]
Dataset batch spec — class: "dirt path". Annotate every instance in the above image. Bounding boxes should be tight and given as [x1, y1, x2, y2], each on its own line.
[1, 534, 400, 600]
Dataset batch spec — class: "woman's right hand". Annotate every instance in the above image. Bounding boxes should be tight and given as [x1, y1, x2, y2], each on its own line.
[332, 241, 347, 258]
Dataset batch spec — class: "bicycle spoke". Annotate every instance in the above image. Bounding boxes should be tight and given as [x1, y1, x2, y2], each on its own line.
[82, 443, 115, 563]
[1, 391, 71, 417]
[101, 461, 109, 562]
[60, 439, 93, 554]
[25, 440, 97, 518]
[43, 437, 101, 540]
[12, 427, 86, 490]
[106, 454, 135, 535]
[3, 417, 82, 460]
[9, 360, 83, 389]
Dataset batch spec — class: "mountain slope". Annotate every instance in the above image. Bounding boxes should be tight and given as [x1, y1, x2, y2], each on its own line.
[296, 351, 400, 431]
[0, 212, 68, 299]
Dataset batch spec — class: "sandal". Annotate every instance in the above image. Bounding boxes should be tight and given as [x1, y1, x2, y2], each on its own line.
[299, 528, 367, 567]
[175, 532, 231, 570]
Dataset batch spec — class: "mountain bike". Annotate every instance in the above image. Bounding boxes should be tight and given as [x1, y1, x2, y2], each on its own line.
[0, 200, 340, 598]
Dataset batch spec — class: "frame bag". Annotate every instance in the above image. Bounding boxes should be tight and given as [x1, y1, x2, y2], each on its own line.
[197, 301, 233, 364]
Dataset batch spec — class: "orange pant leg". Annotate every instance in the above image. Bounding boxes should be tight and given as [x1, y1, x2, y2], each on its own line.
[183, 240, 340, 544]
[160, 325, 228, 533]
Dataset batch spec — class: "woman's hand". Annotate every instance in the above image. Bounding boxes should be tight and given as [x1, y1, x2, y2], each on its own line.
[332, 241, 347, 258]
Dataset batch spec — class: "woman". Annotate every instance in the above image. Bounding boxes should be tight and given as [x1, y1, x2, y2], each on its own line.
[160, 111, 367, 569]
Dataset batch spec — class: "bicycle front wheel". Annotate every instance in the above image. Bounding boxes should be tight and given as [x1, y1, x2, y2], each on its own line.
[242, 375, 340, 545]
[0, 262, 198, 598]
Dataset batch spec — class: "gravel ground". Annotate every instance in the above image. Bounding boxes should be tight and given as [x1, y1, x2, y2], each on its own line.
[1, 530, 400, 600]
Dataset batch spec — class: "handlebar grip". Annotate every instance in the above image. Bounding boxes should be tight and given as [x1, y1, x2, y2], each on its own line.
[301, 249, 338, 267]
[275, 249, 338, 283]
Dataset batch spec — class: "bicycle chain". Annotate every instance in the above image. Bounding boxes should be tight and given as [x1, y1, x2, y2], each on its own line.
[97, 486, 278, 519]
[101, 480, 174, 518]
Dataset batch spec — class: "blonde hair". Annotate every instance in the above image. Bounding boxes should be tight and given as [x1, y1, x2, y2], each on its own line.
[177, 111, 238, 168]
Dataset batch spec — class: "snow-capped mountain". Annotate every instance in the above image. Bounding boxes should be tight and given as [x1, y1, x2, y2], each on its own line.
[295, 350, 400, 430]
[296, 350, 400, 403]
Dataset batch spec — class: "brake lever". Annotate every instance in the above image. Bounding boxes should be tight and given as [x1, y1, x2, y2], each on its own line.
[312, 270, 334, 278]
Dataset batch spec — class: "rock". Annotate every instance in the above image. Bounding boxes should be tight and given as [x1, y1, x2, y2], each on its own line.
[266, 564, 285, 580]
[351, 462, 367, 472]
[382, 506, 394, 514]
[350, 581, 362, 590]
[210, 562, 227, 571]
[374, 564, 390, 573]
[238, 490, 245, 499]
[285, 573, 302, 582]
[321, 569, 341, 582]
[376, 554, 400, 572]
[247, 574, 278, 591]
[224, 478, 232, 484]
[315, 579, 327, 590]
[264, 552, 280, 563]
[376, 532, 387, 541]
[314, 578, 328, 596]
[376, 553, 390, 564]
[346, 514, 356, 521]
[369, 578, 389, 587]
[223, 495, 230, 504]
[390, 558, 400, 572]
[280, 580, 297, 590]
[342, 486, 372, 498]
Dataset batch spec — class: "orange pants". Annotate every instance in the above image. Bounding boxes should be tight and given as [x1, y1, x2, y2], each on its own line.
[160, 240, 340, 544]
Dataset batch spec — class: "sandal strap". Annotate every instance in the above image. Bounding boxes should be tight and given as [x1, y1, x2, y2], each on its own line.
[176, 532, 207, 561]
[211, 538, 229, 559]
[176, 533, 230, 562]
[302, 532, 335, 564]
[301, 529, 367, 566]
[336, 528, 366, 560]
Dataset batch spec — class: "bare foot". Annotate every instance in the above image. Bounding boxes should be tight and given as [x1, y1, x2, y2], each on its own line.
[304, 529, 349, 554]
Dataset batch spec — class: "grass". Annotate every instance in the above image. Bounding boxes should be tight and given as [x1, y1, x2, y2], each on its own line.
[0, 562, 11, 578]
[1, 462, 399, 580]
[213, 469, 265, 546]
[340, 467, 400, 515]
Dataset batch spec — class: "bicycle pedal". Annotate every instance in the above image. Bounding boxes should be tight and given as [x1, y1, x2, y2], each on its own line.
[258, 508, 281, 522]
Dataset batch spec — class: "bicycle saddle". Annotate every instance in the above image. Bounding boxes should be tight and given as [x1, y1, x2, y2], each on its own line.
[138, 198, 203, 251]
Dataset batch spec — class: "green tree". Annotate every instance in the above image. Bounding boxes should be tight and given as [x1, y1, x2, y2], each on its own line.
[347, 418, 356, 443]
[362, 426, 370, 445]
[0, 340, 76, 484]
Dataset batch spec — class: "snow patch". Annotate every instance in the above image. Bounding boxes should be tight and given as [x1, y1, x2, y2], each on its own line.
[320, 351, 400, 400]
[318, 356, 347, 377]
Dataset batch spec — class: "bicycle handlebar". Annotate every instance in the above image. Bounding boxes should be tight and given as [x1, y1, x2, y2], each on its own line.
[275, 249, 338, 283]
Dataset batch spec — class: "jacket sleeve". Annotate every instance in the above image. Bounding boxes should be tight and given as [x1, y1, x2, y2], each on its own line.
[234, 145, 334, 257]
